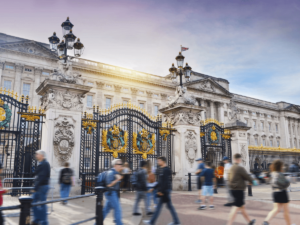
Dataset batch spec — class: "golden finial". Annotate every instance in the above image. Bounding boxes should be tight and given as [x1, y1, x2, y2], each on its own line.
[34, 106, 37, 113]
[14, 92, 18, 99]
[3, 88, 7, 94]
[0, 87, 2, 94]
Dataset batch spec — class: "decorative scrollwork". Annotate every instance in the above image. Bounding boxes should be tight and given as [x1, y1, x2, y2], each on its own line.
[21, 115, 40, 121]
[208, 125, 220, 145]
[200, 118, 224, 127]
[102, 125, 128, 158]
[159, 129, 170, 141]
[200, 132, 205, 137]
[82, 121, 97, 134]
[133, 128, 156, 159]
[0, 98, 12, 129]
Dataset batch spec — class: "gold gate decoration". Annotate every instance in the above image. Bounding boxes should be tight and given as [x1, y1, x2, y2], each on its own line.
[102, 125, 128, 158]
[133, 128, 156, 159]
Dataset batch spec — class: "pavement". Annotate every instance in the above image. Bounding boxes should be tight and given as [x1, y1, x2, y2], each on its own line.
[2, 183, 300, 225]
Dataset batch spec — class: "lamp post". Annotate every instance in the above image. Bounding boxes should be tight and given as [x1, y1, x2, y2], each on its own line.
[48, 17, 85, 63]
[169, 52, 192, 87]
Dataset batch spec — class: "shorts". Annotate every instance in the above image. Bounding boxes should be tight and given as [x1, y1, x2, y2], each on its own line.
[197, 177, 202, 190]
[231, 190, 244, 207]
[273, 190, 289, 203]
[202, 186, 214, 196]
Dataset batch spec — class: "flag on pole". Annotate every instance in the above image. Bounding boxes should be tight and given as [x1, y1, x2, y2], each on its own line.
[181, 46, 189, 51]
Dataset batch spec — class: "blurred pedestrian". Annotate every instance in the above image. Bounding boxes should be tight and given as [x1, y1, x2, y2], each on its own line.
[214, 162, 224, 186]
[227, 153, 255, 225]
[59, 162, 74, 205]
[32, 150, 51, 225]
[103, 159, 123, 225]
[289, 162, 299, 184]
[0, 162, 8, 225]
[133, 161, 153, 216]
[263, 160, 292, 225]
[122, 162, 131, 191]
[146, 160, 158, 212]
[223, 156, 234, 207]
[198, 161, 216, 210]
[143, 156, 181, 225]
[195, 158, 205, 204]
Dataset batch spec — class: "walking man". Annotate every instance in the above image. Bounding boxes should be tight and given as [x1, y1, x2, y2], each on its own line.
[195, 158, 205, 203]
[103, 159, 123, 225]
[143, 156, 181, 225]
[59, 162, 74, 205]
[227, 153, 256, 225]
[32, 150, 51, 225]
[198, 161, 216, 210]
[133, 161, 153, 216]
[223, 156, 234, 206]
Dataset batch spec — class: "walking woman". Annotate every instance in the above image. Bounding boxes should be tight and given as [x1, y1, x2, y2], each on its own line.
[122, 162, 131, 191]
[146, 160, 158, 212]
[263, 160, 292, 225]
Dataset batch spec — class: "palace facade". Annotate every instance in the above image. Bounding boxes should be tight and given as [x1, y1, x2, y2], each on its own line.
[1, 32, 300, 170]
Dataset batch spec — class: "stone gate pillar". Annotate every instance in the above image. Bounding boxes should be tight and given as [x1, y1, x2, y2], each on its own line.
[225, 120, 251, 171]
[160, 103, 204, 191]
[36, 63, 91, 195]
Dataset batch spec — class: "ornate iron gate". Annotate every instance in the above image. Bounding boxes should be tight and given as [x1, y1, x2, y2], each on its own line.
[0, 89, 44, 190]
[200, 119, 232, 166]
[80, 103, 174, 193]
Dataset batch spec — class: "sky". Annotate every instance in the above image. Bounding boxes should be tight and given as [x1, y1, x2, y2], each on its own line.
[1, 0, 300, 104]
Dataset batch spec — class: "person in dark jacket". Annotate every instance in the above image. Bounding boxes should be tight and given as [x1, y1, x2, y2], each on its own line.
[133, 161, 153, 216]
[0, 162, 8, 225]
[59, 162, 74, 205]
[143, 156, 181, 225]
[32, 150, 50, 225]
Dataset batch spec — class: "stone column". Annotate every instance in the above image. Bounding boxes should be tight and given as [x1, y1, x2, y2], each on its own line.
[114, 84, 122, 104]
[146, 91, 153, 113]
[279, 113, 290, 148]
[96, 81, 104, 108]
[210, 101, 215, 119]
[14, 64, 24, 95]
[33, 67, 42, 107]
[218, 102, 225, 123]
[0, 61, 4, 85]
[225, 120, 251, 171]
[160, 103, 205, 190]
[131, 88, 138, 105]
[200, 99, 206, 120]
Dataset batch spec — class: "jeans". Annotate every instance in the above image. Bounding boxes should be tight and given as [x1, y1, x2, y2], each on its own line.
[147, 187, 157, 211]
[133, 191, 149, 213]
[103, 191, 123, 225]
[32, 185, 49, 225]
[0, 210, 4, 225]
[60, 183, 71, 203]
[150, 190, 180, 225]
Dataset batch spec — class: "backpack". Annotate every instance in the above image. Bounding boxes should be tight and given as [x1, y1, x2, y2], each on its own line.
[96, 171, 108, 187]
[62, 169, 72, 184]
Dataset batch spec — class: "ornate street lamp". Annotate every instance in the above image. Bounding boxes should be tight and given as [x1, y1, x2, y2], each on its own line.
[48, 17, 85, 63]
[169, 52, 192, 86]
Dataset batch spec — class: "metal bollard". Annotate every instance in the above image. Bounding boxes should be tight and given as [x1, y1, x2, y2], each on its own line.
[19, 196, 33, 225]
[248, 185, 253, 196]
[81, 173, 86, 195]
[95, 186, 105, 225]
[188, 173, 192, 191]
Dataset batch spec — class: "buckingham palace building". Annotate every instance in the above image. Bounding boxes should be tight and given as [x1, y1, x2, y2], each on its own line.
[1, 32, 300, 176]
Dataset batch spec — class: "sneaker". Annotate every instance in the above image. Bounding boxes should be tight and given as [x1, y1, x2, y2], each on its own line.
[198, 205, 206, 210]
[195, 199, 202, 204]
[249, 219, 256, 225]
[133, 213, 142, 216]
[209, 205, 214, 210]
[143, 220, 152, 225]
[262, 222, 269, 225]
[224, 202, 233, 207]
[147, 212, 153, 216]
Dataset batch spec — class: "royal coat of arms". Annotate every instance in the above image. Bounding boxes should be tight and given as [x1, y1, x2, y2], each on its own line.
[208, 125, 220, 145]
[102, 125, 128, 158]
[0, 98, 12, 130]
[133, 128, 156, 159]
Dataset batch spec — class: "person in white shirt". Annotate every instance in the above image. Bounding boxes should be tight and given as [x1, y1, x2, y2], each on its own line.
[223, 156, 234, 206]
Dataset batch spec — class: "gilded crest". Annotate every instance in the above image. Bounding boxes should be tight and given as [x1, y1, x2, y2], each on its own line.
[133, 128, 156, 159]
[102, 125, 128, 158]
[208, 125, 220, 145]
[0, 98, 12, 130]
[82, 121, 97, 134]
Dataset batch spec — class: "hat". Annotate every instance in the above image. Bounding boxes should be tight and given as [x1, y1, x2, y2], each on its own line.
[195, 158, 203, 161]
[223, 156, 229, 161]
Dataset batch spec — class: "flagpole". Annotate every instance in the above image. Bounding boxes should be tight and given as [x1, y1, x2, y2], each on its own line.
[180, 45, 182, 52]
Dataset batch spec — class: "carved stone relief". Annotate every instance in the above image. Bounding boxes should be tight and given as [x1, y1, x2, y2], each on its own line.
[185, 131, 198, 166]
[199, 80, 215, 92]
[96, 81, 105, 89]
[168, 86, 198, 107]
[131, 88, 138, 95]
[40, 89, 85, 111]
[240, 144, 247, 167]
[228, 99, 240, 121]
[239, 132, 246, 138]
[164, 111, 202, 126]
[53, 117, 75, 165]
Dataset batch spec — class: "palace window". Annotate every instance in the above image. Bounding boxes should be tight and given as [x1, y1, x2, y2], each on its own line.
[5, 65, 14, 69]
[139, 103, 144, 109]
[255, 138, 258, 146]
[277, 140, 280, 147]
[24, 68, 32, 72]
[276, 124, 278, 132]
[84, 158, 91, 168]
[123, 88, 128, 91]
[253, 121, 256, 130]
[269, 123, 271, 132]
[105, 98, 111, 109]
[106, 84, 112, 88]
[87, 95, 93, 107]
[153, 94, 158, 97]
[139, 91, 144, 94]
[154, 105, 159, 116]
[245, 119, 248, 125]
[261, 122, 264, 130]
[42, 72, 50, 76]
[87, 82, 93, 86]
[3, 80, 12, 90]
[263, 139, 266, 146]
[22, 83, 31, 96]
[270, 140, 273, 147]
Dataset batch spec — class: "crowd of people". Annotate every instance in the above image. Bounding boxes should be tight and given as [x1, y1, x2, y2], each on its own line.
[0, 149, 298, 225]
